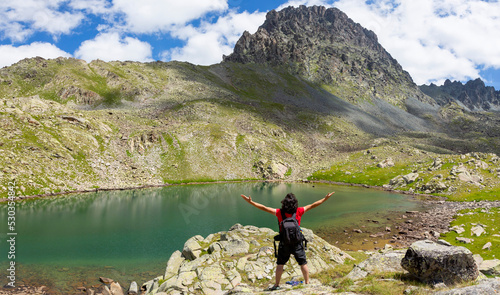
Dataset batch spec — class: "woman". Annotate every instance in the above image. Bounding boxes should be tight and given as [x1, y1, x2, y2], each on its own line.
[240, 191, 334, 290]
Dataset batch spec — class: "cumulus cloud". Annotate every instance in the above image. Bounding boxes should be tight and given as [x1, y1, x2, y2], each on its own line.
[69, 0, 114, 15]
[163, 10, 266, 65]
[0, 42, 71, 67]
[0, 0, 84, 42]
[279, 0, 500, 85]
[74, 32, 153, 62]
[112, 0, 228, 33]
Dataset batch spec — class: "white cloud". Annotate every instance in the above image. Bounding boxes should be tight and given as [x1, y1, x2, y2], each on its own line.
[112, 0, 228, 34]
[163, 10, 266, 65]
[74, 32, 153, 62]
[0, 42, 71, 67]
[0, 1, 84, 42]
[69, 0, 113, 15]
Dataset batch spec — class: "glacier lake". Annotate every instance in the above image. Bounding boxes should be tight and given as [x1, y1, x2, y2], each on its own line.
[0, 182, 424, 293]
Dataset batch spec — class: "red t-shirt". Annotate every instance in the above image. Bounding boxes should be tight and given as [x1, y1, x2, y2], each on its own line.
[276, 207, 305, 227]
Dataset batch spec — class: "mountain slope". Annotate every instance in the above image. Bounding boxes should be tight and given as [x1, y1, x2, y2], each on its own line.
[1, 6, 500, 197]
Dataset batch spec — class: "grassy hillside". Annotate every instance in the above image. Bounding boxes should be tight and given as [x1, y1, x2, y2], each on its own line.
[1, 57, 500, 202]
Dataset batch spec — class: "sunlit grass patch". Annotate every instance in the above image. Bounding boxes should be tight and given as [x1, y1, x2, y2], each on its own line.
[441, 207, 499, 260]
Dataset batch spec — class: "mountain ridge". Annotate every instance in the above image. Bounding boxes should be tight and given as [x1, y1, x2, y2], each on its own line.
[420, 78, 500, 111]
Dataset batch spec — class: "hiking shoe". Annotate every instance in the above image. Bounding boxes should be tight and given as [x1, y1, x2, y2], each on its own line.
[266, 285, 281, 291]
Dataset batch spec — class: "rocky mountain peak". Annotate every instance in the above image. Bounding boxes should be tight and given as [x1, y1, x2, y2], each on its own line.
[421, 78, 500, 111]
[225, 5, 382, 64]
[224, 5, 427, 106]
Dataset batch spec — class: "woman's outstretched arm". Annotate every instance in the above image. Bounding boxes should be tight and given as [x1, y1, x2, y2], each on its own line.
[303, 192, 335, 213]
[241, 194, 276, 215]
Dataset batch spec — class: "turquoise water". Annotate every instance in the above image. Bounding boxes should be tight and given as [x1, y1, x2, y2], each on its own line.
[0, 182, 421, 293]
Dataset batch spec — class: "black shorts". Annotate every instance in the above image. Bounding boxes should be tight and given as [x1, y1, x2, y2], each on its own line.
[277, 241, 307, 266]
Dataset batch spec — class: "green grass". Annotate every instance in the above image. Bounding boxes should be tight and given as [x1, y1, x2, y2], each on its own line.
[309, 145, 500, 202]
[441, 207, 500, 260]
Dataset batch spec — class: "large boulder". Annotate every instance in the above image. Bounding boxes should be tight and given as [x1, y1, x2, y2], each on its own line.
[401, 240, 479, 284]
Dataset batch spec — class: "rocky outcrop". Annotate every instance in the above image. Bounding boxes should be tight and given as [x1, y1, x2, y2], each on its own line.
[434, 277, 500, 295]
[254, 160, 289, 179]
[478, 259, 500, 276]
[346, 249, 406, 280]
[420, 78, 500, 111]
[58, 85, 103, 105]
[142, 224, 353, 294]
[401, 240, 479, 285]
[224, 5, 428, 106]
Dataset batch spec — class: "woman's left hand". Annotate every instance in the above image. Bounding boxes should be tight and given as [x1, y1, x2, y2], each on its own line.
[241, 194, 252, 203]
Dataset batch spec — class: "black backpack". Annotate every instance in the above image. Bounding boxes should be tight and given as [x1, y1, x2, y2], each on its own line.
[273, 210, 307, 258]
[279, 210, 302, 245]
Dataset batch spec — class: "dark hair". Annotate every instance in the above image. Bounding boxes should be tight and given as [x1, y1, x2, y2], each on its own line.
[281, 193, 298, 214]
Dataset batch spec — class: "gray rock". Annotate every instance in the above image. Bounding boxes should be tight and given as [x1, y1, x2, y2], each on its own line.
[471, 225, 486, 237]
[401, 240, 479, 284]
[164, 250, 184, 280]
[479, 259, 500, 276]
[437, 239, 452, 246]
[208, 242, 223, 254]
[403, 172, 419, 184]
[182, 235, 204, 261]
[197, 265, 225, 282]
[99, 277, 114, 284]
[127, 281, 138, 295]
[377, 158, 394, 168]
[434, 277, 500, 295]
[346, 250, 406, 280]
[389, 175, 404, 187]
[456, 237, 474, 244]
[225, 269, 242, 288]
[482, 242, 492, 250]
[229, 223, 243, 231]
[450, 225, 465, 234]
[473, 254, 483, 268]
[223, 239, 249, 256]
[177, 271, 197, 286]
[109, 282, 124, 295]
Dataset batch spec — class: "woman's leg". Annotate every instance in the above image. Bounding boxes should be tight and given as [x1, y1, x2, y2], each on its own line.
[300, 263, 309, 284]
[275, 264, 284, 286]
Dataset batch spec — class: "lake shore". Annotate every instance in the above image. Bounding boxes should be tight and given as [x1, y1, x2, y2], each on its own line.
[1, 178, 442, 203]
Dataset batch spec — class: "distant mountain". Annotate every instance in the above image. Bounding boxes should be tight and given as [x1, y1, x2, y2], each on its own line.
[420, 78, 500, 111]
[224, 5, 429, 107]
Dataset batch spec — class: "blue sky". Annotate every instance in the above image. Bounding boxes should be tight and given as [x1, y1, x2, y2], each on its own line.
[1, 0, 500, 89]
